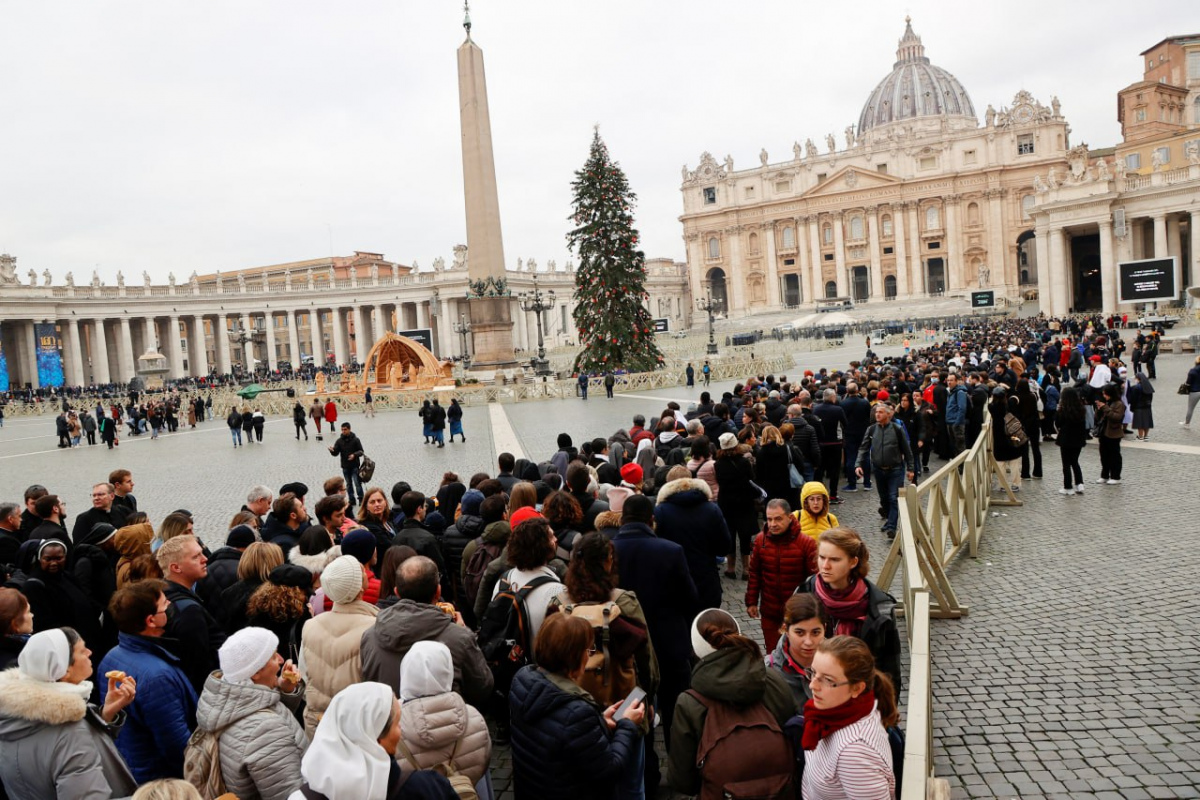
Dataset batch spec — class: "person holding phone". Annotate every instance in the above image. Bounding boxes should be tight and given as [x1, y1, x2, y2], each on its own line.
[508, 613, 645, 800]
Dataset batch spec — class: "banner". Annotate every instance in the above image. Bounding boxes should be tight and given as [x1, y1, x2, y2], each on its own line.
[652, 318, 670, 333]
[35, 323, 65, 388]
[0, 340, 7, 392]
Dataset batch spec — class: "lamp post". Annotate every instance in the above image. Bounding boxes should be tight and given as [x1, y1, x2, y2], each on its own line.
[453, 314, 472, 374]
[227, 321, 264, 375]
[696, 293, 721, 355]
[518, 273, 556, 377]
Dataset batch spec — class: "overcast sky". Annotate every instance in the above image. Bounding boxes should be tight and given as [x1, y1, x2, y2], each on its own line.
[0, 1, 1186, 282]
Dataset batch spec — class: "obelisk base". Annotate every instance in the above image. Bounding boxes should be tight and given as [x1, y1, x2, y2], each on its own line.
[466, 296, 517, 369]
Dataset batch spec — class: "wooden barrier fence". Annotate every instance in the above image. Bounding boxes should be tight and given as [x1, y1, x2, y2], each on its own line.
[876, 415, 1022, 799]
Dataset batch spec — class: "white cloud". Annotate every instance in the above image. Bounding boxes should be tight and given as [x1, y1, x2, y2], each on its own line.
[0, 0, 1178, 281]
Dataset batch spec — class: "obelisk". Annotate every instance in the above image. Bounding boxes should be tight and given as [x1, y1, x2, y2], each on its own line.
[457, 2, 516, 368]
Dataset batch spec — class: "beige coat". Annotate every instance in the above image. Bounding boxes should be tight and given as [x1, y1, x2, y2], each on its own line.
[397, 686, 492, 783]
[299, 599, 378, 738]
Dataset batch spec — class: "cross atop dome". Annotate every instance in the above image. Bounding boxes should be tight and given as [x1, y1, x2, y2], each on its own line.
[896, 16, 927, 66]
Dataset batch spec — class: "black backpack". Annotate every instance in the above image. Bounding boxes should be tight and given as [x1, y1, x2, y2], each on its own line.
[476, 573, 557, 695]
[462, 540, 503, 607]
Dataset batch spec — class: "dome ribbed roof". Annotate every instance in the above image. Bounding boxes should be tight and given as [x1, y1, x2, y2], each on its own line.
[857, 18, 976, 133]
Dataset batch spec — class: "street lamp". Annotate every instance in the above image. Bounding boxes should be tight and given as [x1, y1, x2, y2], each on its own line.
[518, 273, 556, 377]
[227, 321, 264, 374]
[453, 314, 472, 373]
[696, 292, 721, 355]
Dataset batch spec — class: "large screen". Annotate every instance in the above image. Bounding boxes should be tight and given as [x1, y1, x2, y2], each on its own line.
[397, 327, 434, 355]
[970, 290, 995, 308]
[653, 318, 670, 333]
[35, 323, 64, 387]
[1118, 257, 1178, 303]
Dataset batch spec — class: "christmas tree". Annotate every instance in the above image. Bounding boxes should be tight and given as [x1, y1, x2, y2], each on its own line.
[567, 129, 664, 373]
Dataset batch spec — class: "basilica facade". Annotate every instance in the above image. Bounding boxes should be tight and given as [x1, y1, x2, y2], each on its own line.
[678, 20, 1200, 318]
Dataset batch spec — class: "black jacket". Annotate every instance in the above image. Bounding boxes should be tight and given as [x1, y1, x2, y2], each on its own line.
[71, 507, 128, 546]
[812, 401, 847, 445]
[427, 405, 447, 431]
[395, 520, 448, 586]
[330, 432, 365, 470]
[841, 396, 872, 440]
[611, 522, 700, 665]
[440, 513, 484, 606]
[164, 581, 228, 693]
[653, 479, 731, 610]
[196, 547, 242, 617]
[569, 492, 609, 534]
[359, 518, 395, 578]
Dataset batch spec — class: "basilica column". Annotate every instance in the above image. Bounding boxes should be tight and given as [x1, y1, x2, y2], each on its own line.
[1099, 219, 1117, 314]
[807, 216, 824, 302]
[945, 197, 962, 291]
[1049, 228, 1069, 316]
[117, 318, 134, 383]
[263, 312, 278, 371]
[831, 213, 848, 298]
[986, 190, 1006, 291]
[215, 315, 232, 375]
[1152, 214, 1168, 260]
[764, 223, 782, 309]
[907, 202, 924, 296]
[893, 203, 910, 299]
[309, 309, 324, 365]
[90, 319, 111, 384]
[21, 321, 39, 390]
[191, 316, 209, 377]
[795, 216, 811, 305]
[167, 315, 185, 378]
[1034, 222, 1052, 314]
[726, 228, 745, 315]
[331, 308, 349, 367]
[866, 207, 883, 300]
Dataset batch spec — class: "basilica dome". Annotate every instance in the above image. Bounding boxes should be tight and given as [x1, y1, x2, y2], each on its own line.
[857, 18, 976, 134]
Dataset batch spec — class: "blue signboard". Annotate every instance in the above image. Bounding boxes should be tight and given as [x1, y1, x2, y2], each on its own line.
[0, 341, 8, 392]
[35, 323, 64, 388]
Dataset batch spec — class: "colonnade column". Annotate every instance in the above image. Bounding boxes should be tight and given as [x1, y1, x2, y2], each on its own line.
[372, 305, 385, 344]
[264, 312, 278, 371]
[331, 308, 349, 367]
[866, 206, 882, 300]
[1152, 214, 1168, 260]
[90, 319, 111, 384]
[168, 315, 186, 379]
[893, 204, 909, 299]
[832, 213, 847, 297]
[310, 310, 324, 365]
[1098, 220, 1117, 314]
[215, 315, 232, 376]
[415, 302, 429, 330]
[1190, 210, 1200, 289]
[907, 203, 924, 296]
[21, 321, 40, 389]
[1049, 228, 1069, 316]
[191, 316, 209, 377]
[287, 311, 302, 366]
[240, 314, 254, 368]
[352, 306, 370, 362]
[806, 216, 823, 302]
[143, 318, 157, 354]
[117, 318, 134, 383]
[64, 319, 84, 385]
[439, 298, 454, 357]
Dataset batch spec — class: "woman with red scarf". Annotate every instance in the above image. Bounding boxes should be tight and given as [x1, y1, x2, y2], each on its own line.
[799, 528, 902, 694]
[801, 636, 898, 800]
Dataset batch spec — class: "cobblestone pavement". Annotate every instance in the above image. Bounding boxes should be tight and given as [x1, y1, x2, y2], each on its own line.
[3, 334, 1197, 798]
[931, 348, 1200, 800]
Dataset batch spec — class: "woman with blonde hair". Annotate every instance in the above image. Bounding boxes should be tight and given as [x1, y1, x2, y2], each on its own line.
[799, 528, 901, 693]
[131, 779, 203, 799]
[220, 541, 285, 632]
[801, 636, 899, 800]
[114, 522, 155, 588]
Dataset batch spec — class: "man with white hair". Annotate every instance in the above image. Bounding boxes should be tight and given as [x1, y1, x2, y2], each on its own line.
[242, 484, 273, 528]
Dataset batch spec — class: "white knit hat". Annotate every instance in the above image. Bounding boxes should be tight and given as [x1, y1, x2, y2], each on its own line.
[219, 627, 278, 683]
[322, 555, 365, 605]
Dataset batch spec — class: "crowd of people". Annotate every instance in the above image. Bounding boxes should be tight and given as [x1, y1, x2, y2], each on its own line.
[0, 311, 1172, 800]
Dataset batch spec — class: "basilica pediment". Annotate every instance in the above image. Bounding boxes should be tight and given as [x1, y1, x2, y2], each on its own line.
[800, 166, 901, 198]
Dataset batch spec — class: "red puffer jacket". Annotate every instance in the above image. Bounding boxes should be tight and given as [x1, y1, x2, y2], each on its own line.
[745, 520, 817, 622]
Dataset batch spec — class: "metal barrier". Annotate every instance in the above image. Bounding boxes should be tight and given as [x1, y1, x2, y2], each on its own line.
[873, 415, 1021, 799]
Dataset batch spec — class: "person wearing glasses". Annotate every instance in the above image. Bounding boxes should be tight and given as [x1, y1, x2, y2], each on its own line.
[99, 579, 198, 784]
[801, 636, 899, 800]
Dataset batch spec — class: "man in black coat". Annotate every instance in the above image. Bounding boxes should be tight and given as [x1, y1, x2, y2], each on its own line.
[812, 389, 848, 504]
[71, 482, 129, 546]
[18, 485, 48, 541]
[260, 493, 310, 559]
[0, 503, 23, 567]
[328, 423, 365, 506]
[160, 534, 226, 693]
[839, 384, 872, 492]
[30, 494, 71, 548]
[611, 495, 699, 787]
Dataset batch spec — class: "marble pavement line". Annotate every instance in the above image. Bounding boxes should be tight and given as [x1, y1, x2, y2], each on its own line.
[488, 402, 526, 461]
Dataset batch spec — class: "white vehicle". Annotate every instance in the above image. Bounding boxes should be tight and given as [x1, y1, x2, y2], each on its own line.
[1135, 314, 1179, 329]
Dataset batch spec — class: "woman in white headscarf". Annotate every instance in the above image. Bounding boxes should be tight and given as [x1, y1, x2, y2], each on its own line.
[0, 626, 138, 799]
[396, 641, 492, 790]
[290, 681, 457, 800]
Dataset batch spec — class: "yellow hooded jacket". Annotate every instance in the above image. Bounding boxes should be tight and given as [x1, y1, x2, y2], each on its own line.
[793, 481, 837, 542]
